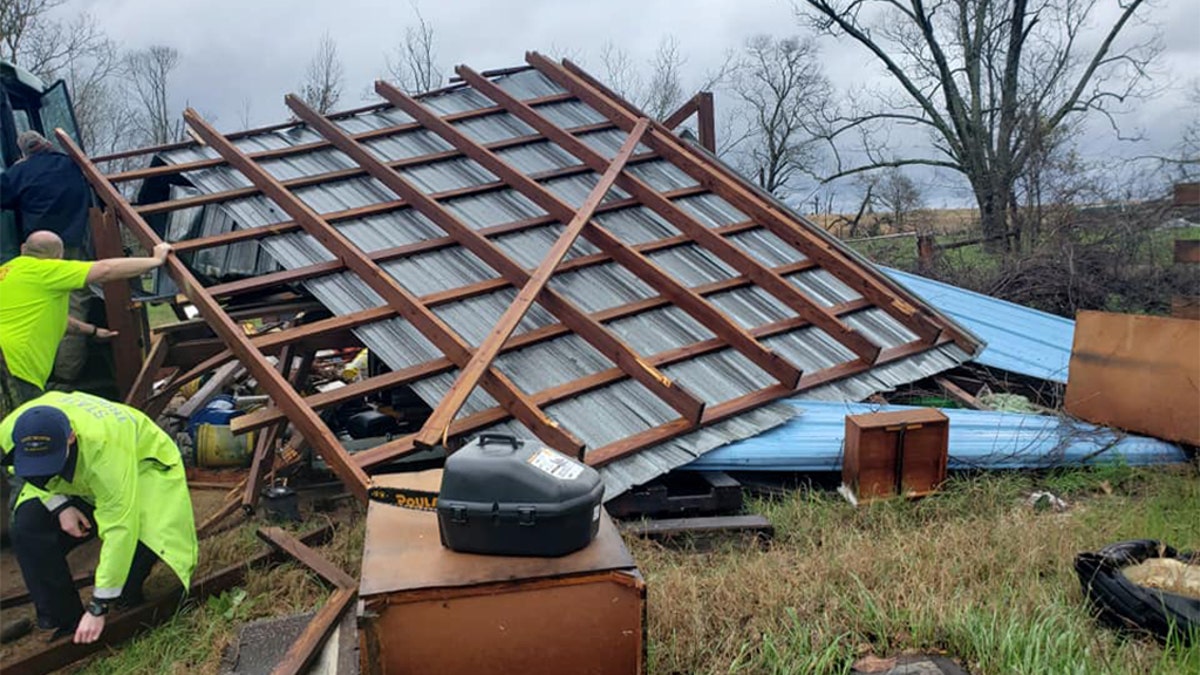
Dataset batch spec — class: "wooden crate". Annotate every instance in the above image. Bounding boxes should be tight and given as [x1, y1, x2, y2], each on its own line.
[358, 471, 645, 675]
[842, 408, 949, 503]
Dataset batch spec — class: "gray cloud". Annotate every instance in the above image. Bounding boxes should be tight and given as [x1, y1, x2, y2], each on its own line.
[70, 0, 1198, 206]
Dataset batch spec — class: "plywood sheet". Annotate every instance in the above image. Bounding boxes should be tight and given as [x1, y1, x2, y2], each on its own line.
[1065, 311, 1200, 445]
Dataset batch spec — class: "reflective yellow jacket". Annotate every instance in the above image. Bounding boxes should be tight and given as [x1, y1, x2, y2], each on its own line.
[2, 392, 197, 599]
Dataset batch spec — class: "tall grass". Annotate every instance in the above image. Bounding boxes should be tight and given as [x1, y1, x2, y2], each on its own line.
[631, 464, 1200, 674]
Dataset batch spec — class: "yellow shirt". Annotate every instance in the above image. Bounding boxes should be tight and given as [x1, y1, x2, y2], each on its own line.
[0, 255, 93, 388]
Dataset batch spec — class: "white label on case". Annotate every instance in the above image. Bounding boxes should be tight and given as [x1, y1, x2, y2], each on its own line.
[528, 447, 586, 480]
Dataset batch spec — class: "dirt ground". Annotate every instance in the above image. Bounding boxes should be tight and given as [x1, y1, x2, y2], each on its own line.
[0, 488, 229, 665]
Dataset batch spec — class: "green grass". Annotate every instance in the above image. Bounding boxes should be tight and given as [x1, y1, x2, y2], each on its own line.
[631, 463, 1200, 674]
[66, 466, 1199, 674]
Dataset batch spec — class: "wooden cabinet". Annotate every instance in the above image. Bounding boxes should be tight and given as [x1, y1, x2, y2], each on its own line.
[358, 471, 645, 675]
[842, 408, 949, 503]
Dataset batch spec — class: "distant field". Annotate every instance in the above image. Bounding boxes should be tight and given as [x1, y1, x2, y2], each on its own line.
[807, 208, 980, 237]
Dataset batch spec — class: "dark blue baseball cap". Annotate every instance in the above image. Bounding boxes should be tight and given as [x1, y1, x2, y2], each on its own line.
[11, 406, 73, 479]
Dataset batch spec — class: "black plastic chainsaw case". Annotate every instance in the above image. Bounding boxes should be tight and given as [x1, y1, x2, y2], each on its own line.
[437, 434, 604, 557]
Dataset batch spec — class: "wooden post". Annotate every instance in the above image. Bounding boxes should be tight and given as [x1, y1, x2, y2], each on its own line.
[89, 208, 142, 398]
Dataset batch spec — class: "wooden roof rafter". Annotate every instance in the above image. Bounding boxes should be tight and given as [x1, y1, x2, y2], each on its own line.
[283, 95, 707, 442]
[179, 108, 587, 458]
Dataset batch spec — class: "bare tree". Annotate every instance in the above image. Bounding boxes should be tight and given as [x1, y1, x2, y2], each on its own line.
[728, 35, 831, 197]
[384, 2, 441, 94]
[598, 35, 715, 121]
[873, 168, 924, 230]
[300, 32, 345, 114]
[801, 0, 1160, 244]
[124, 45, 183, 145]
[1, 2, 131, 154]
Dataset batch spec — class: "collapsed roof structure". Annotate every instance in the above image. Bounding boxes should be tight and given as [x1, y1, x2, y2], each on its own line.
[62, 54, 983, 500]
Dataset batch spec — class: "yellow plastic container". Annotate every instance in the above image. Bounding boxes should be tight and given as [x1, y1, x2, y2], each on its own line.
[195, 423, 256, 468]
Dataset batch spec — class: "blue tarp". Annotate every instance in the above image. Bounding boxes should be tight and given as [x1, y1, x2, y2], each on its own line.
[686, 399, 1188, 472]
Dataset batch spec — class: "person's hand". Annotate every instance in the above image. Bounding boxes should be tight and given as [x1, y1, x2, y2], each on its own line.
[58, 506, 91, 538]
[74, 612, 105, 644]
[152, 242, 172, 264]
[93, 327, 118, 341]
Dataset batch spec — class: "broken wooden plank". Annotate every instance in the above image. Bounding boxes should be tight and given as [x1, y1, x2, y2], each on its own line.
[270, 587, 356, 675]
[256, 527, 357, 589]
[618, 514, 774, 541]
[414, 118, 658, 446]
[123, 335, 169, 409]
[935, 376, 986, 410]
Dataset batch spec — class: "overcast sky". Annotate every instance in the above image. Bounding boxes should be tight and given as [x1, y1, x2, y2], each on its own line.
[70, 0, 1199, 208]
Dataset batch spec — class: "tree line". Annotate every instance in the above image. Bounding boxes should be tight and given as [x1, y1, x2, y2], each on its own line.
[4, 0, 1194, 250]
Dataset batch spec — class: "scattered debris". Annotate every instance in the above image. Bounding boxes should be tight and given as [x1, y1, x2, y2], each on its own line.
[1026, 491, 1070, 513]
[618, 514, 774, 545]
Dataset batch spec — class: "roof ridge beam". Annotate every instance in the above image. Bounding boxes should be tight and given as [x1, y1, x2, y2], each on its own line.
[54, 129, 372, 502]
[286, 94, 705, 438]
[460, 65, 881, 365]
[181, 108, 585, 458]
[376, 78, 802, 390]
[533, 53, 948, 346]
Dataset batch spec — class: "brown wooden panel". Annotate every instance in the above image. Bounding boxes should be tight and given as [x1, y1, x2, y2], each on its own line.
[1065, 311, 1200, 445]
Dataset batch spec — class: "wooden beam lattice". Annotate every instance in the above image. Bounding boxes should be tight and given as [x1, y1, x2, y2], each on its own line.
[56, 129, 372, 502]
[537, 53, 953, 347]
[285, 95, 706, 449]
[457, 66, 881, 365]
[181, 109, 585, 457]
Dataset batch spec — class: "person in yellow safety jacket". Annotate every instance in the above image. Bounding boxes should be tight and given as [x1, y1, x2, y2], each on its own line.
[0, 391, 197, 644]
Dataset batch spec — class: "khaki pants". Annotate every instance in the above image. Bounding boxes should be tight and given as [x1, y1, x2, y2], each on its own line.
[51, 246, 92, 384]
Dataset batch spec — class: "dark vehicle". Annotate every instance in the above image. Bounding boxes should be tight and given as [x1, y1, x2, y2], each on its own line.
[1, 59, 86, 262]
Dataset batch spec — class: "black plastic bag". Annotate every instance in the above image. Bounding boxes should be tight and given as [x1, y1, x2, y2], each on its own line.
[1074, 539, 1200, 643]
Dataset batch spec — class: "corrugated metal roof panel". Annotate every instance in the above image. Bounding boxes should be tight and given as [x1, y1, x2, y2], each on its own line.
[647, 244, 737, 286]
[727, 228, 807, 267]
[432, 288, 557, 346]
[495, 140, 582, 174]
[685, 399, 1188, 472]
[708, 285, 798, 328]
[542, 171, 630, 207]
[673, 192, 747, 226]
[492, 68, 567, 99]
[443, 188, 546, 228]
[883, 267, 1073, 382]
[491, 223, 599, 267]
[451, 112, 537, 143]
[363, 128, 454, 161]
[786, 268, 862, 306]
[591, 205, 680, 244]
[604, 305, 714, 354]
[535, 100, 609, 128]
[546, 261, 656, 312]
[662, 349, 774, 405]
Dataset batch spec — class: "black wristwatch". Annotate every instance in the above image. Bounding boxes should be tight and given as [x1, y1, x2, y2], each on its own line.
[86, 599, 109, 617]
